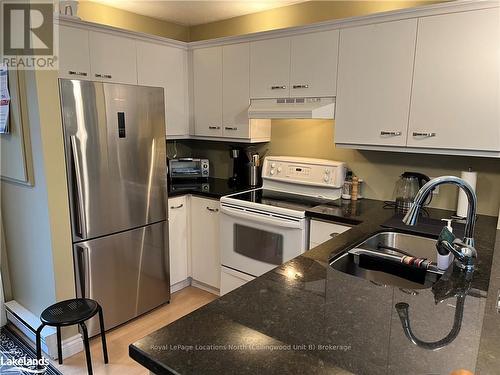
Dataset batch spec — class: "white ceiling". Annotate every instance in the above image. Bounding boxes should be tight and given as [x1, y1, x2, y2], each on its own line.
[92, 0, 309, 26]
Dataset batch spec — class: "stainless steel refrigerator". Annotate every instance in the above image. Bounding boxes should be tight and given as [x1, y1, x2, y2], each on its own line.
[59, 79, 170, 336]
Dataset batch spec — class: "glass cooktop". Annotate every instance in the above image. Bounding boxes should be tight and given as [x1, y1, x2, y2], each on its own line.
[227, 189, 332, 212]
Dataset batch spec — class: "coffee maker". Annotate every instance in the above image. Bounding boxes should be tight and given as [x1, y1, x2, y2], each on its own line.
[229, 147, 249, 186]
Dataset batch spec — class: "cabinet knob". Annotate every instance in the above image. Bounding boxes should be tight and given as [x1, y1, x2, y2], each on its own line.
[271, 85, 286, 90]
[170, 204, 184, 209]
[208, 126, 221, 130]
[412, 132, 436, 137]
[224, 127, 238, 130]
[292, 84, 309, 89]
[380, 131, 402, 136]
[206, 207, 219, 213]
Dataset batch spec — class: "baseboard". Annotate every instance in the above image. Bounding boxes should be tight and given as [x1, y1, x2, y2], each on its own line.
[171, 278, 191, 293]
[61, 332, 84, 359]
[5, 300, 83, 360]
[191, 279, 220, 296]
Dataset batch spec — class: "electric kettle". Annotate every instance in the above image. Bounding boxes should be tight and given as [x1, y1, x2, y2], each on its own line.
[394, 172, 431, 213]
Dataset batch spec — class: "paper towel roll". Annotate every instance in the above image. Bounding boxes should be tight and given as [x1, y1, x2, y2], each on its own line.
[456, 169, 477, 218]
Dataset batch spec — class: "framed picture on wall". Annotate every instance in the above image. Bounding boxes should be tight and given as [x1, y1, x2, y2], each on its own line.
[0, 68, 34, 186]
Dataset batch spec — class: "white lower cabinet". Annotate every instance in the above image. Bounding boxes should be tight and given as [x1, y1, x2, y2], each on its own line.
[220, 266, 255, 296]
[190, 196, 221, 290]
[168, 196, 189, 288]
[309, 219, 351, 249]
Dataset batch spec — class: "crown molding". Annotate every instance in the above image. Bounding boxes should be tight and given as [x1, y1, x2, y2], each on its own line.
[55, 1, 499, 50]
[54, 14, 189, 49]
[188, 0, 499, 48]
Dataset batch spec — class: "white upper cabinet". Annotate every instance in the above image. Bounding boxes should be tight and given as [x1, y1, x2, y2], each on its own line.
[137, 41, 189, 137]
[334, 19, 417, 147]
[407, 8, 500, 151]
[250, 37, 291, 99]
[89, 31, 137, 85]
[59, 25, 91, 80]
[222, 43, 250, 138]
[290, 30, 339, 97]
[193, 46, 223, 136]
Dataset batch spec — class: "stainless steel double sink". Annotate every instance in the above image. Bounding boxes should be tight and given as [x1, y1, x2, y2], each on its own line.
[330, 231, 444, 289]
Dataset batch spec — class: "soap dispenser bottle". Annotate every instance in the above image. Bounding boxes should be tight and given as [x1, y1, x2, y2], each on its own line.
[437, 219, 455, 270]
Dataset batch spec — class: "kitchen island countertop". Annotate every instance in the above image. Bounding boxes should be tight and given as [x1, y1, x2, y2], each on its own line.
[130, 198, 500, 374]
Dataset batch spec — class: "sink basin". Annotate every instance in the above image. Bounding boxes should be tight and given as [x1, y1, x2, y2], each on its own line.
[330, 231, 444, 289]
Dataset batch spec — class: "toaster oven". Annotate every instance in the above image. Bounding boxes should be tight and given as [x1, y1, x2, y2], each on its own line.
[169, 158, 209, 179]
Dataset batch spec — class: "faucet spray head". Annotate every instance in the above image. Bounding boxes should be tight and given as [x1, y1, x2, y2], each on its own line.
[402, 203, 421, 226]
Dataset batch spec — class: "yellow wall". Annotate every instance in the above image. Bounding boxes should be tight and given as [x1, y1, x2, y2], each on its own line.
[190, 0, 443, 41]
[75, 1, 444, 42]
[177, 119, 500, 217]
[262, 121, 500, 216]
[35, 70, 74, 306]
[77, 1, 190, 41]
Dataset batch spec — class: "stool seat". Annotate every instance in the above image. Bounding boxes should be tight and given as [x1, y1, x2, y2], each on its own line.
[41, 299, 99, 326]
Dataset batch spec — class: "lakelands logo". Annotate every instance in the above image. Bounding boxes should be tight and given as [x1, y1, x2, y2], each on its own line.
[0, 354, 50, 373]
[2, 1, 58, 69]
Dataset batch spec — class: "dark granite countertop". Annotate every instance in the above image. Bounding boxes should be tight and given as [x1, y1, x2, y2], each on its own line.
[168, 177, 255, 199]
[130, 198, 500, 375]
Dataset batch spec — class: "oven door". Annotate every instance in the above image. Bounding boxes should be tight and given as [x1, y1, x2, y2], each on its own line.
[220, 204, 307, 277]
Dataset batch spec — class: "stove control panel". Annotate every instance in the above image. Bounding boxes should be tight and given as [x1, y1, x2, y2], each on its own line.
[262, 156, 346, 189]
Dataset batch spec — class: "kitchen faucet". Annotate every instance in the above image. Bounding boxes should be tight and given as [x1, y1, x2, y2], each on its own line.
[402, 176, 478, 275]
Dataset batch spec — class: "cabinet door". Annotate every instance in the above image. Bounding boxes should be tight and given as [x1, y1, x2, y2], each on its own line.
[407, 9, 500, 151]
[222, 43, 250, 138]
[290, 30, 339, 97]
[193, 47, 223, 136]
[190, 197, 220, 289]
[168, 196, 188, 286]
[89, 31, 137, 85]
[58, 25, 91, 80]
[309, 219, 351, 249]
[335, 20, 417, 146]
[250, 37, 291, 98]
[137, 41, 189, 137]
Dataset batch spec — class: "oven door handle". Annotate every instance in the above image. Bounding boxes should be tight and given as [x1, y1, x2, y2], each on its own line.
[220, 205, 302, 229]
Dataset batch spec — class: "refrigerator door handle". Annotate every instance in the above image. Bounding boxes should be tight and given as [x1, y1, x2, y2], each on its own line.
[70, 135, 87, 239]
[75, 245, 90, 298]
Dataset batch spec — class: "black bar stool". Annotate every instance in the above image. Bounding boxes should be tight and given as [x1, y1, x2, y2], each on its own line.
[36, 298, 109, 375]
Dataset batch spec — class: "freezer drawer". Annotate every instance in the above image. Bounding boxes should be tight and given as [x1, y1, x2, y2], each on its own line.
[73, 221, 169, 336]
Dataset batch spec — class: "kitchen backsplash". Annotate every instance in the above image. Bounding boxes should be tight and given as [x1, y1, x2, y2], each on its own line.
[168, 119, 500, 216]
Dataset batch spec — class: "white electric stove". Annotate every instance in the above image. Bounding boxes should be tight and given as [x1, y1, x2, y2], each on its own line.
[219, 156, 346, 295]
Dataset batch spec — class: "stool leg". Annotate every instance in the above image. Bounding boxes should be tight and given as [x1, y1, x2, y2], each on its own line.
[36, 324, 45, 369]
[79, 323, 93, 375]
[57, 326, 63, 364]
[98, 306, 109, 364]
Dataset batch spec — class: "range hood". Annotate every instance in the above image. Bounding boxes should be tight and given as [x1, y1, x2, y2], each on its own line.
[248, 97, 335, 120]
